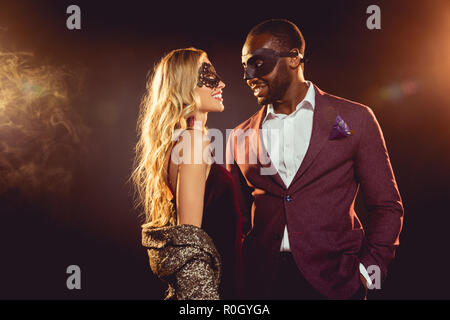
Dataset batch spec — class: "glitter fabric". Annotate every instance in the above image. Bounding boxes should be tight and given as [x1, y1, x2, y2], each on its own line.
[141, 223, 222, 300]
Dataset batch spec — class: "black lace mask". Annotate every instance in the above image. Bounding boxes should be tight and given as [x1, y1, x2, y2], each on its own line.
[197, 62, 222, 89]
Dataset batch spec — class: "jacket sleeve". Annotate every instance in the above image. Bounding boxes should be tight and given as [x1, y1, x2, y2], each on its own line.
[226, 130, 254, 237]
[355, 106, 404, 280]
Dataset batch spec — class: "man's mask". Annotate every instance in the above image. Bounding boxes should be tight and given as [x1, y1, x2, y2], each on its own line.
[197, 62, 222, 89]
[242, 48, 303, 80]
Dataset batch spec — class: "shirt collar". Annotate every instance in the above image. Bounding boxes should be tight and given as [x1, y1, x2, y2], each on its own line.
[263, 80, 316, 123]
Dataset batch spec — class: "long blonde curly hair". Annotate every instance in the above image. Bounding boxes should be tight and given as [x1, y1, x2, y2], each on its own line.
[131, 48, 206, 227]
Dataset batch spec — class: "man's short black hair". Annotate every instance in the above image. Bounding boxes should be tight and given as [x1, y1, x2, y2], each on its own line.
[246, 18, 305, 56]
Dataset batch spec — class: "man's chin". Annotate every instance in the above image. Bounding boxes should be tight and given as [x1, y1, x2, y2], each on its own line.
[257, 96, 272, 106]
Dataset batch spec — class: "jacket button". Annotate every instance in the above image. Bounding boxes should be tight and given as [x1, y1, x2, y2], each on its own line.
[274, 233, 282, 240]
[285, 195, 292, 202]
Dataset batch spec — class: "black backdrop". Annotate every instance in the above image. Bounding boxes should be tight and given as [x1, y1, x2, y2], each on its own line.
[0, 0, 449, 299]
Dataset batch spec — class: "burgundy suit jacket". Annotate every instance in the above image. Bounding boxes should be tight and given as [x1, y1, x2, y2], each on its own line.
[225, 84, 404, 299]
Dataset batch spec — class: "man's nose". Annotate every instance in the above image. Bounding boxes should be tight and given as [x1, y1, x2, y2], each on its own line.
[243, 67, 255, 81]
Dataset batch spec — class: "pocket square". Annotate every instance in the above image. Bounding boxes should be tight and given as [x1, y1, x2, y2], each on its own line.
[329, 115, 354, 140]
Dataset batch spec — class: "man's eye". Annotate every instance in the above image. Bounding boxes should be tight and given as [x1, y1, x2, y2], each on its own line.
[255, 60, 264, 67]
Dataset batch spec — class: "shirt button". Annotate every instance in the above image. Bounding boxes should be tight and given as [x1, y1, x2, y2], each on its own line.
[285, 195, 292, 202]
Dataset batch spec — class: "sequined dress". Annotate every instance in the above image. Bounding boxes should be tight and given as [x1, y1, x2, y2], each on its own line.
[141, 160, 242, 300]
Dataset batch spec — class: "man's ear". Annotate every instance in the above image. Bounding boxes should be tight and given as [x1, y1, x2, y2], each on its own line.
[288, 49, 303, 68]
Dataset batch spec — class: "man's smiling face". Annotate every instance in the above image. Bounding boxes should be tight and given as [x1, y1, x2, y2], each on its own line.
[242, 33, 293, 106]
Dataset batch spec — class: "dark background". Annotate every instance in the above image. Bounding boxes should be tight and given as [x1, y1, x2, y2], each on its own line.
[0, 0, 449, 299]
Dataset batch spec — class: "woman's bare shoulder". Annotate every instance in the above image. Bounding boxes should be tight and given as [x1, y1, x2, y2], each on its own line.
[173, 129, 211, 165]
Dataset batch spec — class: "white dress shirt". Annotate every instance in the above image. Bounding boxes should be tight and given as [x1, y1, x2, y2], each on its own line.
[261, 81, 372, 288]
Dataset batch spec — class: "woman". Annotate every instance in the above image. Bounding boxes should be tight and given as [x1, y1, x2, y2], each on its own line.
[131, 48, 242, 300]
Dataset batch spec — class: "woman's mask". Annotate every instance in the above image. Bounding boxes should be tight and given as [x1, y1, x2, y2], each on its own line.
[197, 62, 222, 89]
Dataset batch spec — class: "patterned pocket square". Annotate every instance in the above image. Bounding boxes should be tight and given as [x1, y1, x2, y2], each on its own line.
[329, 115, 354, 140]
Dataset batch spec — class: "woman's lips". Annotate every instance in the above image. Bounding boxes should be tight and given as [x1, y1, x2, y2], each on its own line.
[212, 92, 223, 101]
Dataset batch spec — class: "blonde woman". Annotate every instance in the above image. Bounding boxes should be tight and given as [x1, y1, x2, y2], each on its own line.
[132, 48, 242, 300]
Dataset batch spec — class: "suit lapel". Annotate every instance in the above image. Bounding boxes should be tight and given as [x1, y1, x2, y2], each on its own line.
[242, 85, 336, 192]
[289, 85, 337, 188]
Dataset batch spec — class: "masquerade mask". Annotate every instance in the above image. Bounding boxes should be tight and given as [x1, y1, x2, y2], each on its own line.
[197, 62, 222, 89]
[242, 48, 304, 80]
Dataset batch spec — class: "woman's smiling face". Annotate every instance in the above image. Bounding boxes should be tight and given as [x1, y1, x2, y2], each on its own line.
[194, 55, 226, 113]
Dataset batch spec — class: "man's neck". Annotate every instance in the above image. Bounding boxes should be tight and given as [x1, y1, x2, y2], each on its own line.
[272, 80, 309, 115]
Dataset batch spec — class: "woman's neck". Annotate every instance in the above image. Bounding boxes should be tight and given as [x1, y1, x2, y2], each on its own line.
[191, 111, 208, 130]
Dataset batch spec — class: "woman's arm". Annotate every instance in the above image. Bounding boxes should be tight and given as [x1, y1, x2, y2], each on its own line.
[142, 224, 222, 300]
[176, 129, 210, 228]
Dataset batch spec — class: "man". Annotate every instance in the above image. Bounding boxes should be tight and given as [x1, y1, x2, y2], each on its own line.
[225, 19, 403, 299]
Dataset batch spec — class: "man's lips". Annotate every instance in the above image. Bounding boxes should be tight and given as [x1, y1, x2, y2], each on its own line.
[252, 84, 267, 97]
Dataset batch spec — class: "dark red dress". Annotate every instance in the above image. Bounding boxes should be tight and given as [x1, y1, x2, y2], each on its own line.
[170, 160, 243, 299]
